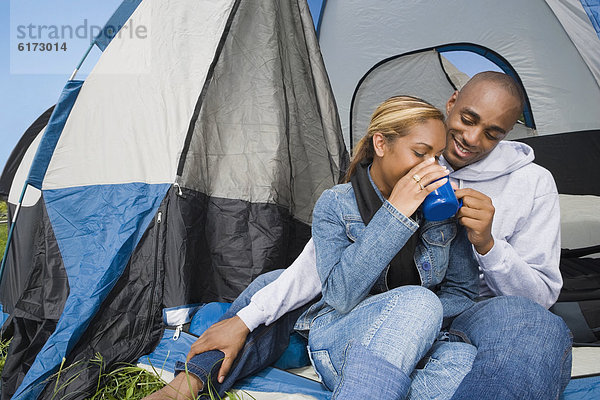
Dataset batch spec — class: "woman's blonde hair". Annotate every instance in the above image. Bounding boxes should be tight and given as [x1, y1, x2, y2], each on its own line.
[344, 96, 445, 182]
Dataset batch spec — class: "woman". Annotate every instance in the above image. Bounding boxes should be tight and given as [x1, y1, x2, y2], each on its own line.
[295, 96, 479, 399]
[145, 96, 478, 400]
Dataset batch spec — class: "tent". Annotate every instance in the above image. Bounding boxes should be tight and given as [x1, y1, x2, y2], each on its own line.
[310, 0, 600, 351]
[0, 0, 347, 398]
[1, 0, 600, 398]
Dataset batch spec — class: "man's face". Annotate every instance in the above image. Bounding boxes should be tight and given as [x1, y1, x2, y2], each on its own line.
[443, 82, 522, 170]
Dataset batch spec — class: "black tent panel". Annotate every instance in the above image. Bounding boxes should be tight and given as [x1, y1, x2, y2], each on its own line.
[518, 130, 600, 196]
[162, 188, 311, 309]
[0, 106, 54, 199]
[1, 200, 68, 399]
[0, 200, 44, 313]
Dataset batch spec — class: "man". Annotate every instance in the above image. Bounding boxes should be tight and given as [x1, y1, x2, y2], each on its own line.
[146, 72, 572, 400]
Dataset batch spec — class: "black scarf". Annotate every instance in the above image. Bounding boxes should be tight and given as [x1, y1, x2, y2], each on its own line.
[350, 160, 420, 290]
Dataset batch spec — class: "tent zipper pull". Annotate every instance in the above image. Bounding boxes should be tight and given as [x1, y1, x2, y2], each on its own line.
[174, 183, 185, 198]
[157, 211, 162, 224]
[173, 324, 183, 340]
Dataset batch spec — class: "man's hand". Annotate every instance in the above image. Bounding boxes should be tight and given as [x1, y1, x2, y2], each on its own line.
[186, 315, 250, 384]
[455, 188, 495, 255]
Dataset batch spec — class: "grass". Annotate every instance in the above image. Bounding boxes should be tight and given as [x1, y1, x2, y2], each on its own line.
[0, 201, 7, 262]
[0, 340, 253, 400]
[40, 351, 254, 400]
[0, 337, 11, 376]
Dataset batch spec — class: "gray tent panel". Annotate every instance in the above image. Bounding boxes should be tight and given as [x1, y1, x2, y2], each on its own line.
[179, 0, 346, 226]
[351, 50, 457, 147]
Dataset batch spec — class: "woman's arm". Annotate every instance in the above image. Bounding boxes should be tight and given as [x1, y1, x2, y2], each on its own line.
[312, 188, 419, 313]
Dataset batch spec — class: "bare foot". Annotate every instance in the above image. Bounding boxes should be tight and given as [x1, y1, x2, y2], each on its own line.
[143, 372, 203, 400]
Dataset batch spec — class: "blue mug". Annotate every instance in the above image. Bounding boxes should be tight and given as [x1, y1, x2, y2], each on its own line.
[423, 177, 462, 221]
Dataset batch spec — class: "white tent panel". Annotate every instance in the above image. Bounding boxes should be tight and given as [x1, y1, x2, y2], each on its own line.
[8, 130, 43, 207]
[43, 0, 237, 190]
[318, 0, 600, 145]
[559, 194, 600, 252]
[546, 0, 600, 86]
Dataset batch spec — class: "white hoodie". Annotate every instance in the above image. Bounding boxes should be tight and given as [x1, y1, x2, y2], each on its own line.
[440, 141, 562, 308]
[237, 141, 562, 330]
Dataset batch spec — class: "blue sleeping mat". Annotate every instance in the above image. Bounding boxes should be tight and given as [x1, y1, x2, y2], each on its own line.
[562, 376, 600, 400]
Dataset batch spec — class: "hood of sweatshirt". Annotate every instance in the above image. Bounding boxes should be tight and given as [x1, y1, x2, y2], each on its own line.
[441, 140, 534, 183]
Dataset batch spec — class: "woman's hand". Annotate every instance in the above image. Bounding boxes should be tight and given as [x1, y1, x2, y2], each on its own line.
[186, 315, 250, 383]
[387, 157, 449, 217]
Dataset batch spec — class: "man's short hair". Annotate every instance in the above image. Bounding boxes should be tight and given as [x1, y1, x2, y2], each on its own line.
[461, 71, 525, 114]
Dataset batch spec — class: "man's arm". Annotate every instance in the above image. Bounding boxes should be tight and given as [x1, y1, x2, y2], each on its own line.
[474, 191, 561, 308]
[236, 238, 320, 330]
[455, 187, 562, 308]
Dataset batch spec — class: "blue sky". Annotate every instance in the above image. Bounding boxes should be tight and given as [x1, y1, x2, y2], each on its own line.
[1, 1, 500, 171]
[1, 1, 121, 170]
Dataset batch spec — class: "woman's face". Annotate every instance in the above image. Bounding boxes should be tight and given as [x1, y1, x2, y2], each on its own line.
[374, 119, 447, 194]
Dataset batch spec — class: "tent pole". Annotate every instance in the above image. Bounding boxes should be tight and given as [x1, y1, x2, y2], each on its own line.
[69, 41, 95, 81]
[0, 183, 28, 288]
[5, 39, 95, 282]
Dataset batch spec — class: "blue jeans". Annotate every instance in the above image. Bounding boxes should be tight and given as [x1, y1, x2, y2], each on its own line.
[174, 269, 297, 397]
[408, 340, 477, 399]
[307, 285, 463, 399]
[179, 276, 572, 399]
[446, 296, 573, 400]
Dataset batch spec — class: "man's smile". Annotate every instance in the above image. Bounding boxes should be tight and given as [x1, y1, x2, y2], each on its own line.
[451, 134, 476, 158]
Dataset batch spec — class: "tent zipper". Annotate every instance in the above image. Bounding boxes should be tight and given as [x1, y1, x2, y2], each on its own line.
[173, 324, 183, 340]
[130, 209, 163, 360]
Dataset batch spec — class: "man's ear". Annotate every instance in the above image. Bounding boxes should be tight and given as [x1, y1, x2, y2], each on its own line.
[372, 133, 386, 158]
[446, 91, 459, 115]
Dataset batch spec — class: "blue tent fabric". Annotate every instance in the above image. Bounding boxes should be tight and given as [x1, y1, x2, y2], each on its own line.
[138, 329, 198, 375]
[27, 81, 83, 190]
[562, 376, 600, 400]
[580, 0, 600, 38]
[94, 0, 144, 51]
[0, 304, 8, 327]
[13, 183, 169, 399]
[307, 0, 326, 35]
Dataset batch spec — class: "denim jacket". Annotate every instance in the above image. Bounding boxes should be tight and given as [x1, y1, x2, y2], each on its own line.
[295, 178, 479, 332]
